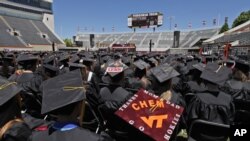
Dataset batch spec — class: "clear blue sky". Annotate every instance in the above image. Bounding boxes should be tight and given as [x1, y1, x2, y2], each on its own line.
[53, 0, 250, 39]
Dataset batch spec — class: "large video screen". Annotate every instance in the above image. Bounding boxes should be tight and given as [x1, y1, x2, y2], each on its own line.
[128, 12, 163, 28]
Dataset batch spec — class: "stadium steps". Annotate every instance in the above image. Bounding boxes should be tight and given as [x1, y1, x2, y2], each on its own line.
[154, 32, 162, 48]
[3, 16, 51, 45]
[127, 33, 136, 43]
[139, 33, 149, 47]
[30, 20, 52, 44]
[0, 16, 27, 47]
[32, 20, 63, 44]
[111, 34, 124, 45]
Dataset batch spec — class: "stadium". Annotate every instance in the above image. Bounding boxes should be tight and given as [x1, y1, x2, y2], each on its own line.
[0, 0, 250, 141]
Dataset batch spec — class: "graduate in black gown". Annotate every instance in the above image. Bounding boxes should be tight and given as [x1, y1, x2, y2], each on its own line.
[0, 77, 32, 141]
[28, 69, 114, 141]
[186, 62, 235, 126]
[7, 54, 45, 129]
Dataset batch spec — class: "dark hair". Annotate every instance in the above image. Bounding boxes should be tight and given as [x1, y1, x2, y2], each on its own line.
[134, 68, 146, 79]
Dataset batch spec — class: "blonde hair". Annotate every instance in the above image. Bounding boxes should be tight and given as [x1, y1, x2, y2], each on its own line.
[0, 119, 24, 140]
[160, 90, 172, 101]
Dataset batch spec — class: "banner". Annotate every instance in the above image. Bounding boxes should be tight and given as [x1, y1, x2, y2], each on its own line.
[115, 89, 184, 141]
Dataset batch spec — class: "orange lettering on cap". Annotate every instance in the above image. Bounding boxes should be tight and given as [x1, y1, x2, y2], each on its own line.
[140, 115, 168, 128]
[132, 103, 140, 111]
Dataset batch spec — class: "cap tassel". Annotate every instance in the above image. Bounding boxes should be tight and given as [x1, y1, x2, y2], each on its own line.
[215, 65, 222, 73]
[63, 86, 86, 92]
[0, 82, 17, 90]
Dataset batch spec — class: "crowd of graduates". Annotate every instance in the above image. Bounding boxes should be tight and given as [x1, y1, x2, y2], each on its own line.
[0, 50, 249, 141]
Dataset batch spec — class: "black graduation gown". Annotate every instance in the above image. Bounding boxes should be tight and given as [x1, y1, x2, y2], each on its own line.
[186, 81, 207, 93]
[2, 122, 32, 141]
[186, 90, 235, 125]
[28, 127, 113, 141]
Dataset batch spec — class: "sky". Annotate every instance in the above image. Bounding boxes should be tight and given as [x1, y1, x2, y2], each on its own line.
[53, 0, 250, 39]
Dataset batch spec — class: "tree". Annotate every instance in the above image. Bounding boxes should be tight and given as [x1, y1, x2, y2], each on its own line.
[63, 38, 73, 47]
[219, 23, 229, 33]
[232, 10, 250, 28]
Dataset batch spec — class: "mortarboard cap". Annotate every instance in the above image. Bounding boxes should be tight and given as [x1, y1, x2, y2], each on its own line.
[43, 55, 55, 65]
[43, 64, 59, 78]
[150, 63, 180, 83]
[70, 54, 80, 63]
[0, 77, 22, 106]
[201, 62, 232, 86]
[192, 63, 206, 72]
[16, 54, 38, 62]
[58, 53, 70, 62]
[133, 59, 150, 70]
[68, 62, 86, 71]
[105, 61, 128, 78]
[41, 69, 86, 114]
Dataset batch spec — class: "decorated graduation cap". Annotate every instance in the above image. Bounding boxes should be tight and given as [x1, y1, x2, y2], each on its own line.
[115, 89, 184, 141]
[150, 63, 180, 83]
[200, 62, 232, 86]
[0, 77, 22, 106]
[105, 61, 128, 78]
[68, 62, 86, 71]
[41, 69, 86, 114]
[133, 59, 150, 70]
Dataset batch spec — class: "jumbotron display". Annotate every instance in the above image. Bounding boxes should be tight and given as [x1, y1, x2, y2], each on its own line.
[128, 12, 163, 28]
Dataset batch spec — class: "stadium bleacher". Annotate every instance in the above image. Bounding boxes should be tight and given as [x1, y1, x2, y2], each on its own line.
[76, 28, 219, 50]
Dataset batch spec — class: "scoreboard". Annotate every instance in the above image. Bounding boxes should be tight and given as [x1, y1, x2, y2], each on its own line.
[128, 12, 163, 28]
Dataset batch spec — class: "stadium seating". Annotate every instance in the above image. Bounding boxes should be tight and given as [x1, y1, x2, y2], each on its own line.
[0, 16, 26, 47]
[0, 15, 63, 48]
[77, 28, 219, 49]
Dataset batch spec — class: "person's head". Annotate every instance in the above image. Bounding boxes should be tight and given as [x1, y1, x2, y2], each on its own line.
[16, 54, 39, 72]
[133, 59, 150, 79]
[68, 63, 87, 81]
[102, 61, 128, 84]
[150, 63, 180, 95]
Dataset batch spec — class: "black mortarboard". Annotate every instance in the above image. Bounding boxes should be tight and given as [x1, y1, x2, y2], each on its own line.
[43, 64, 59, 78]
[187, 60, 199, 71]
[201, 62, 232, 86]
[114, 52, 122, 60]
[148, 57, 158, 64]
[16, 54, 38, 62]
[58, 53, 70, 62]
[41, 69, 86, 114]
[150, 63, 180, 83]
[192, 63, 206, 72]
[133, 59, 150, 70]
[0, 77, 22, 106]
[70, 54, 80, 63]
[68, 62, 86, 71]
[43, 55, 55, 65]
[122, 56, 131, 65]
